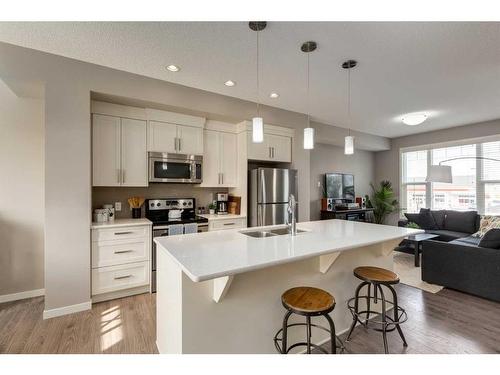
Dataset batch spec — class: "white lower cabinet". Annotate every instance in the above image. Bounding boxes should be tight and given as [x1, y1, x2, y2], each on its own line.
[208, 217, 247, 231]
[91, 224, 151, 301]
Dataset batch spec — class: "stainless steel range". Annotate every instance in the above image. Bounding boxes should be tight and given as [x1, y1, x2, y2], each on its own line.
[146, 198, 208, 292]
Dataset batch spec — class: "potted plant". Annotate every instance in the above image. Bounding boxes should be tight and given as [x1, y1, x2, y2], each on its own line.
[208, 202, 216, 215]
[365, 180, 399, 225]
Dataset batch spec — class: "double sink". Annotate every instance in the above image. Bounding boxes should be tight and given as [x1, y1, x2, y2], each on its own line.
[240, 226, 307, 238]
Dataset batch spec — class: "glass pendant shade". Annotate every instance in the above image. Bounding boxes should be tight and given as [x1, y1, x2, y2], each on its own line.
[303, 127, 314, 149]
[426, 165, 452, 183]
[344, 135, 354, 155]
[252, 117, 264, 143]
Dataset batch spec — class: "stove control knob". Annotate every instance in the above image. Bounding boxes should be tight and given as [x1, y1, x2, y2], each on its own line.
[182, 202, 187, 206]
[150, 203, 154, 207]
[156, 203, 161, 207]
[187, 201, 192, 206]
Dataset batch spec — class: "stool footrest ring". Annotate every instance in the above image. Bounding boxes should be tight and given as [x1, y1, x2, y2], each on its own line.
[347, 296, 408, 332]
[274, 322, 345, 354]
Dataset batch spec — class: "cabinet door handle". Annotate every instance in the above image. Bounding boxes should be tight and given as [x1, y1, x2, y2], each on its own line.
[272, 147, 275, 158]
[178, 137, 182, 152]
[269, 147, 271, 158]
[114, 274, 132, 280]
[223, 222, 235, 226]
[122, 169, 125, 184]
[221, 173, 224, 185]
[114, 231, 133, 235]
[114, 250, 133, 254]
[117, 169, 121, 184]
[174, 137, 177, 152]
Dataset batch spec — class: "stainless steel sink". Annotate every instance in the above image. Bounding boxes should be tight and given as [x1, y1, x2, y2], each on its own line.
[240, 227, 307, 238]
[269, 228, 307, 235]
[240, 230, 278, 238]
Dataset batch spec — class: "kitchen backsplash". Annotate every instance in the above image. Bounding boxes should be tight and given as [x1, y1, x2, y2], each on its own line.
[92, 185, 228, 219]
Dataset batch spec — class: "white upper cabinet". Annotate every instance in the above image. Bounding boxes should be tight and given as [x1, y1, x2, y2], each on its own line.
[92, 114, 147, 187]
[92, 114, 121, 187]
[201, 129, 237, 187]
[147, 120, 178, 153]
[247, 131, 292, 163]
[146, 109, 205, 155]
[177, 125, 203, 155]
[121, 118, 148, 186]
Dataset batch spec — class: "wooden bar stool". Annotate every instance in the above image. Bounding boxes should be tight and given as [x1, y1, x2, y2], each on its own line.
[273, 286, 343, 354]
[346, 266, 408, 354]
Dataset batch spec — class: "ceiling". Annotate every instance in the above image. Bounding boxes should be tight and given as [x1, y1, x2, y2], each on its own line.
[0, 22, 499, 138]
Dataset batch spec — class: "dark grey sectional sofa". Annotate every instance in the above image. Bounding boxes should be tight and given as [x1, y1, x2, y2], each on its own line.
[398, 209, 500, 302]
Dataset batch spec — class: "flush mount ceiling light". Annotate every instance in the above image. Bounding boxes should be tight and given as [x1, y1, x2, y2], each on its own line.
[270, 92, 279, 98]
[302, 41, 317, 150]
[342, 59, 357, 155]
[224, 80, 236, 87]
[166, 65, 180, 72]
[249, 21, 267, 143]
[402, 113, 428, 126]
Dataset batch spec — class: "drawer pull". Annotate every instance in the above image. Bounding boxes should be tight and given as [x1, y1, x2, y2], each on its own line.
[114, 274, 132, 280]
[114, 231, 133, 235]
[223, 223, 235, 226]
[114, 250, 134, 254]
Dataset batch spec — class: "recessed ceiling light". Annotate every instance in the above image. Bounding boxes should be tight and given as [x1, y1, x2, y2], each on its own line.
[402, 113, 428, 126]
[270, 92, 279, 98]
[166, 65, 180, 72]
[224, 80, 236, 87]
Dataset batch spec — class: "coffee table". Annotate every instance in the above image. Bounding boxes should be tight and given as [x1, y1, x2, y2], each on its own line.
[405, 233, 440, 267]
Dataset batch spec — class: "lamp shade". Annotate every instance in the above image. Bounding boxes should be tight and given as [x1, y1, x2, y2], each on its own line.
[303, 127, 314, 149]
[252, 117, 264, 143]
[426, 165, 452, 183]
[344, 136, 354, 155]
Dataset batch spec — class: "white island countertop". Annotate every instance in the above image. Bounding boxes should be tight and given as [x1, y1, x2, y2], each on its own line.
[154, 219, 422, 282]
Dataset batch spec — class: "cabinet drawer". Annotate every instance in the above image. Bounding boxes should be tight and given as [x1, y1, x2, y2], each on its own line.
[209, 218, 246, 231]
[92, 225, 149, 242]
[92, 239, 150, 268]
[92, 261, 150, 296]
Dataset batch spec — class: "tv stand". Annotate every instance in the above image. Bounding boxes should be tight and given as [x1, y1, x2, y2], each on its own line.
[320, 208, 374, 222]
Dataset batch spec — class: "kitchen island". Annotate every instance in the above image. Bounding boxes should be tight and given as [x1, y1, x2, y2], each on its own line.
[155, 219, 421, 354]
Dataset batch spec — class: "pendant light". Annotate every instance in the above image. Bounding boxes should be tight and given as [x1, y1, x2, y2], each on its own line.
[342, 59, 357, 155]
[301, 41, 317, 150]
[249, 22, 267, 143]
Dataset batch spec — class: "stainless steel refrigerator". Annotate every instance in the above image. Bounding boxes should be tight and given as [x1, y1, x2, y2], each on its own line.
[249, 167, 298, 227]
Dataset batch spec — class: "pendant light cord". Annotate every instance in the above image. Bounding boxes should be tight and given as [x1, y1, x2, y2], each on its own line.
[307, 52, 310, 128]
[347, 65, 351, 137]
[256, 29, 260, 117]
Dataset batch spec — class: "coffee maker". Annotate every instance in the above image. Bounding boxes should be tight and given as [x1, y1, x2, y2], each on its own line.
[216, 193, 229, 215]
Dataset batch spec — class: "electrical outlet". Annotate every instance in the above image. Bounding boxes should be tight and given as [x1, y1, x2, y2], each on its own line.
[317, 181, 321, 188]
[115, 202, 122, 211]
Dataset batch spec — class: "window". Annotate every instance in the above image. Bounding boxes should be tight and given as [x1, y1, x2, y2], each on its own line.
[400, 137, 500, 214]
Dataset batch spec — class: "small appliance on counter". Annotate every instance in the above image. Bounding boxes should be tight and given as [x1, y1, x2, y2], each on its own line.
[93, 204, 115, 223]
[216, 193, 229, 215]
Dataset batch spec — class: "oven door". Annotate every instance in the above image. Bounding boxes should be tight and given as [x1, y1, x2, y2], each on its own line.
[149, 153, 202, 183]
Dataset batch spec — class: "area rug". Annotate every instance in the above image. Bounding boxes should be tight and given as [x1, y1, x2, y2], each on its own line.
[393, 252, 444, 294]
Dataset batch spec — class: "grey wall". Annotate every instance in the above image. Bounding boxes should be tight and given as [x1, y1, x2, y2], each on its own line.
[310, 143, 375, 221]
[0, 79, 44, 296]
[375, 118, 500, 225]
[93, 186, 226, 219]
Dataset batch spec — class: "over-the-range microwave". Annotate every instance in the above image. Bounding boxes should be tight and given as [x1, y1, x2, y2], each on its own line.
[148, 152, 202, 183]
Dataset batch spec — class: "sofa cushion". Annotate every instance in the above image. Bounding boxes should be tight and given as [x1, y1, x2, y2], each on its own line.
[472, 215, 500, 238]
[426, 229, 471, 242]
[431, 210, 446, 229]
[444, 210, 478, 234]
[417, 208, 439, 230]
[478, 228, 500, 249]
[452, 236, 481, 247]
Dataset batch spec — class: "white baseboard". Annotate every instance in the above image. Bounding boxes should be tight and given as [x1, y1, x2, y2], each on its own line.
[43, 300, 91, 319]
[0, 288, 45, 303]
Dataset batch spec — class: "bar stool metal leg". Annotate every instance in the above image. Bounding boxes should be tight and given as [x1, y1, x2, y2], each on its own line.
[389, 284, 408, 347]
[323, 313, 337, 354]
[377, 284, 389, 354]
[281, 310, 292, 354]
[306, 316, 312, 354]
[346, 281, 369, 341]
[365, 283, 371, 326]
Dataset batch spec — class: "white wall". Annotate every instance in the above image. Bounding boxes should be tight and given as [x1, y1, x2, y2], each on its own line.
[0, 79, 44, 296]
[310, 143, 375, 221]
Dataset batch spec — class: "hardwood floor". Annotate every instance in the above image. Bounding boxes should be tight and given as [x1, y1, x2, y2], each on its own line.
[0, 285, 499, 354]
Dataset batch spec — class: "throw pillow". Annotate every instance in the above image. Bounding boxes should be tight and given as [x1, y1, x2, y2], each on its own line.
[478, 228, 500, 249]
[404, 213, 421, 227]
[418, 208, 438, 230]
[472, 216, 500, 238]
[444, 210, 478, 234]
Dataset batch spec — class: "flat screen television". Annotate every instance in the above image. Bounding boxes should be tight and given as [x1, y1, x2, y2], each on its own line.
[325, 173, 355, 201]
